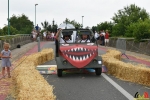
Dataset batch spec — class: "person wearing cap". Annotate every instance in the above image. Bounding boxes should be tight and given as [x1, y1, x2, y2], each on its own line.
[55, 28, 73, 43]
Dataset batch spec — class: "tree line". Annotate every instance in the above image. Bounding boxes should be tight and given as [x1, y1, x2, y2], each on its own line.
[92, 4, 150, 41]
[0, 4, 150, 41]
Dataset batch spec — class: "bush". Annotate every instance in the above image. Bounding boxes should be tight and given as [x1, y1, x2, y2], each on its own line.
[126, 19, 150, 41]
[2, 26, 18, 35]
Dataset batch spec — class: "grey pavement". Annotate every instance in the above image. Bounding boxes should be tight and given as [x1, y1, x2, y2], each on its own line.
[40, 42, 150, 100]
[1, 41, 150, 100]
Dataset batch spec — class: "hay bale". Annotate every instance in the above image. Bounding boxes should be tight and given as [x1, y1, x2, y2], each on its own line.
[102, 49, 150, 86]
[10, 48, 56, 100]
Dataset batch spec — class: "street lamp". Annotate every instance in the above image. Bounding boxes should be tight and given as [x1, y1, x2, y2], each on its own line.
[8, 0, 10, 35]
[35, 4, 38, 27]
[82, 16, 84, 28]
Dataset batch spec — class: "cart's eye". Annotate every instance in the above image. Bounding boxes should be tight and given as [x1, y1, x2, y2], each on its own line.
[63, 60, 67, 64]
[93, 59, 97, 62]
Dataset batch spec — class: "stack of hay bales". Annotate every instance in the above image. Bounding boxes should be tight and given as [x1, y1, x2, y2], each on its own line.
[11, 48, 56, 100]
[101, 49, 150, 86]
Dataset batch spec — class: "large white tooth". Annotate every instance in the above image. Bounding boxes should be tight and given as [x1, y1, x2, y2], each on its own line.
[70, 55, 72, 59]
[71, 49, 73, 51]
[78, 47, 80, 51]
[80, 57, 82, 61]
[86, 55, 89, 59]
[68, 50, 70, 52]
[83, 56, 85, 60]
[76, 57, 79, 61]
[80, 47, 83, 51]
[74, 48, 77, 51]
[84, 48, 86, 51]
[66, 54, 68, 57]
[73, 56, 75, 60]
[90, 54, 92, 57]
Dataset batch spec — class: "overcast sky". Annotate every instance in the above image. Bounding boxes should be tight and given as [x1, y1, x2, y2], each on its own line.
[0, 0, 150, 29]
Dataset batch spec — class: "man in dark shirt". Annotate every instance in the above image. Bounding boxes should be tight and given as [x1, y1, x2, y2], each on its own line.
[35, 24, 39, 31]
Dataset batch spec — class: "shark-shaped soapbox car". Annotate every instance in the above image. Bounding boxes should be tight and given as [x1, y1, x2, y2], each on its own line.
[55, 29, 102, 77]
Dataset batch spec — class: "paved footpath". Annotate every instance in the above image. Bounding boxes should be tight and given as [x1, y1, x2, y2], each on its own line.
[0, 42, 150, 100]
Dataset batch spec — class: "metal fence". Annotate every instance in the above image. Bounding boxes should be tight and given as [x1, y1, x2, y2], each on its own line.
[116, 38, 150, 58]
[116, 38, 129, 59]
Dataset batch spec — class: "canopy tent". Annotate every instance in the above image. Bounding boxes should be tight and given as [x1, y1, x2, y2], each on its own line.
[58, 23, 75, 29]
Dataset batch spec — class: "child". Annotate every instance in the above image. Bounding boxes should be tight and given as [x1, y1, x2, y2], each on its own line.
[1, 42, 12, 78]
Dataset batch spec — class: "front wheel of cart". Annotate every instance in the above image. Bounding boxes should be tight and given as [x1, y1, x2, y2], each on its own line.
[57, 69, 62, 77]
[95, 68, 102, 76]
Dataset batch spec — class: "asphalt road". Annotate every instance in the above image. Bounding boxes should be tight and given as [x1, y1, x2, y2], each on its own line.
[40, 42, 150, 100]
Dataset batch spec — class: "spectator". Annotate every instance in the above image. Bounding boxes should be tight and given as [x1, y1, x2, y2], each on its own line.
[51, 32, 54, 41]
[105, 30, 110, 47]
[31, 30, 37, 41]
[1, 42, 12, 78]
[46, 31, 52, 41]
[101, 30, 105, 46]
[43, 31, 47, 41]
[35, 24, 39, 32]
[94, 31, 99, 40]
[100, 33, 105, 46]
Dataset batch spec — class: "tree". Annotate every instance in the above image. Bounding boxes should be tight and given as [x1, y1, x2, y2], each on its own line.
[0, 28, 4, 35]
[97, 21, 113, 33]
[9, 14, 34, 34]
[2, 26, 18, 35]
[85, 26, 90, 29]
[51, 24, 58, 32]
[41, 20, 49, 30]
[111, 4, 149, 36]
[62, 18, 82, 29]
[41, 20, 58, 32]
[126, 19, 150, 41]
[92, 26, 97, 33]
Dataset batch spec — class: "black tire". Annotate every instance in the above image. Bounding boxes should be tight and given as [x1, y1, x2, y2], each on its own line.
[57, 69, 62, 77]
[95, 68, 102, 76]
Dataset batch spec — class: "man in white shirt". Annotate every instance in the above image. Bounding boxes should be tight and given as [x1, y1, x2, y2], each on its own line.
[43, 31, 47, 41]
[78, 34, 90, 43]
[94, 31, 99, 39]
[51, 32, 54, 41]
[55, 29, 73, 43]
[60, 35, 73, 43]
[101, 30, 105, 36]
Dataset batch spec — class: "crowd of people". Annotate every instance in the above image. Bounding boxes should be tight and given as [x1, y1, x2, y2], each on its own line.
[31, 25, 109, 44]
[42, 31, 56, 41]
[31, 24, 41, 41]
[94, 30, 110, 46]
[31, 24, 56, 42]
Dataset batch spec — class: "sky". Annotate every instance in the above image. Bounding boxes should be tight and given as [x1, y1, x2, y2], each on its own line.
[0, 0, 150, 29]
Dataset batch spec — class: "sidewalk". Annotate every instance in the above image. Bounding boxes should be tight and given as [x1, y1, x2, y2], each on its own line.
[0, 41, 49, 100]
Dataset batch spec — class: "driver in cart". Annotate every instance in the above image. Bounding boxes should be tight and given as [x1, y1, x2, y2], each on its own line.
[78, 33, 91, 43]
[55, 28, 73, 43]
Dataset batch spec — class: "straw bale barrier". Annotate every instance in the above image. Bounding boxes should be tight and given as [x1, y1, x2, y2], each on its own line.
[101, 49, 150, 86]
[10, 48, 56, 100]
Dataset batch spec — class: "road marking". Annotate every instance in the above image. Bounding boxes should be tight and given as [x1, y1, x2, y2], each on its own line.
[102, 73, 134, 100]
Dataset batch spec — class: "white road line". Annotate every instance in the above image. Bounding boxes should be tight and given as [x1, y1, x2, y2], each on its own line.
[102, 73, 134, 100]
